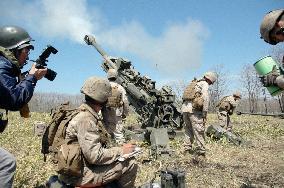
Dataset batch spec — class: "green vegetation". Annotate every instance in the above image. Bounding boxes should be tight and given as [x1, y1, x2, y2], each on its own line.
[0, 112, 283, 187]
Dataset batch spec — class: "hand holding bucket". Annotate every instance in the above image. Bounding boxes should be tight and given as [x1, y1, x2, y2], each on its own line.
[254, 56, 283, 96]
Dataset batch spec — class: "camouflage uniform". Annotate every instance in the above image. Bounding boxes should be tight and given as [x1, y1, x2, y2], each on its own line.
[182, 79, 209, 154]
[217, 96, 239, 132]
[103, 81, 129, 144]
[259, 9, 284, 88]
[60, 103, 137, 187]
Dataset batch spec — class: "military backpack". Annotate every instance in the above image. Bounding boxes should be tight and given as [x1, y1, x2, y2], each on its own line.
[216, 96, 232, 112]
[182, 79, 204, 110]
[182, 78, 199, 101]
[41, 102, 83, 177]
[106, 84, 123, 108]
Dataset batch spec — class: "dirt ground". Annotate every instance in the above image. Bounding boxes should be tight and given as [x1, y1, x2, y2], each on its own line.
[0, 112, 283, 187]
[135, 114, 284, 188]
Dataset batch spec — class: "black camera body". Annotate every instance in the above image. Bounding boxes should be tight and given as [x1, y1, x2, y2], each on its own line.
[36, 45, 58, 81]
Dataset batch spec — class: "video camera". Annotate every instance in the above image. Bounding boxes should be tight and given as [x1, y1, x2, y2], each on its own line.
[35, 45, 58, 81]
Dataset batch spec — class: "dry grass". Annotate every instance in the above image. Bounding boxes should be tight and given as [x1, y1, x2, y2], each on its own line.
[0, 112, 283, 187]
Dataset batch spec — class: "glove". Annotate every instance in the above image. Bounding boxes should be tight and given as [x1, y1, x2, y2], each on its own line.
[260, 65, 279, 87]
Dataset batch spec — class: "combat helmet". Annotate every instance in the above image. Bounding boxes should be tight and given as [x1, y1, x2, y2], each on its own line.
[260, 9, 284, 45]
[204, 72, 217, 84]
[107, 68, 118, 79]
[233, 91, 241, 99]
[81, 77, 111, 103]
[0, 26, 34, 50]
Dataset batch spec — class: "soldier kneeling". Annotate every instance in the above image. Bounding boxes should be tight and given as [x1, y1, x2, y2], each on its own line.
[56, 77, 138, 187]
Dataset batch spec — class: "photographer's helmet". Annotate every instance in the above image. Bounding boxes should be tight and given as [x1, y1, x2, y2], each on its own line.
[233, 91, 242, 99]
[260, 9, 284, 45]
[81, 77, 111, 103]
[107, 68, 118, 79]
[204, 71, 217, 84]
[0, 26, 34, 50]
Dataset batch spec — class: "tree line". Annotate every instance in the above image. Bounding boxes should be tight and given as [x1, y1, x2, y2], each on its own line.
[168, 46, 284, 114]
[28, 92, 83, 113]
[29, 46, 284, 114]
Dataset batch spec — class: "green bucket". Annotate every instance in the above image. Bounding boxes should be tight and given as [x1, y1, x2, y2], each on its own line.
[254, 56, 283, 96]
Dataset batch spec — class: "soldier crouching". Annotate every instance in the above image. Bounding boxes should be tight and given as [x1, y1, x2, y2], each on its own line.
[216, 92, 241, 132]
[59, 77, 137, 188]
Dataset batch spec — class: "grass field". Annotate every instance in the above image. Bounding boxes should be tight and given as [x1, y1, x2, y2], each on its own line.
[0, 112, 283, 187]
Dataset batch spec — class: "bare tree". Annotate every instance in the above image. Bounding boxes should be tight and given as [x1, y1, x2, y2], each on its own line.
[240, 64, 262, 112]
[167, 79, 187, 102]
[208, 64, 228, 112]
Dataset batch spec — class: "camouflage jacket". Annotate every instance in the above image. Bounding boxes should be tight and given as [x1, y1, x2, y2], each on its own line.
[102, 81, 129, 125]
[65, 103, 123, 165]
[110, 81, 129, 117]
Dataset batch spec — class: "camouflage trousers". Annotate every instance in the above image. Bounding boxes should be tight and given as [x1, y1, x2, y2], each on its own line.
[106, 116, 126, 145]
[183, 111, 206, 154]
[60, 158, 138, 188]
[217, 110, 232, 131]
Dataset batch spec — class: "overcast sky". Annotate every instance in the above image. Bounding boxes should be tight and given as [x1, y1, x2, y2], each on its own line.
[0, 0, 283, 94]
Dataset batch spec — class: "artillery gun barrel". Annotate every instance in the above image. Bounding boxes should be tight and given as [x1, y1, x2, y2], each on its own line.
[236, 111, 284, 118]
[84, 35, 116, 69]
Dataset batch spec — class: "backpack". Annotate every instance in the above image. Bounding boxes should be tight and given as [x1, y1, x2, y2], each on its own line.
[106, 84, 123, 108]
[41, 102, 82, 177]
[216, 96, 232, 111]
[182, 78, 199, 101]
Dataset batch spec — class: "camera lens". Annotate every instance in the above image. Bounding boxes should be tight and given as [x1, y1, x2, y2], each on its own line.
[45, 69, 57, 81]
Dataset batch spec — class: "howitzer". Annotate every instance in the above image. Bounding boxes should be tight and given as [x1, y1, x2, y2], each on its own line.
[236, 111, 284, 119]
[84, 35, 183, 134]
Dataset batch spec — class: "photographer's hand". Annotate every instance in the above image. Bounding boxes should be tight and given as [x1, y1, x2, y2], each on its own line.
[29, 63, 47, 80]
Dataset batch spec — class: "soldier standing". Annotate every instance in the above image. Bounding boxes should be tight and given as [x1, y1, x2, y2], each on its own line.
[60, 76, 137, 187]
[181, 72, 217, 157]
[102, 68, 129, 145]
[260, 9, 284, 88]
[216, 92, 241, 132]
[0, 26, 47, 188]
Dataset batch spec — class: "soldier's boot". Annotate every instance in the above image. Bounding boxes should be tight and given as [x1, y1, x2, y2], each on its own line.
[192, 149, 206, 165]
[183, 145, 194, 155]
[46, 175, 73, 188]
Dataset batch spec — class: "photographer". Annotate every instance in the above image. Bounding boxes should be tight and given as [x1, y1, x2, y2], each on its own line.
[0, 25, 47, 188]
